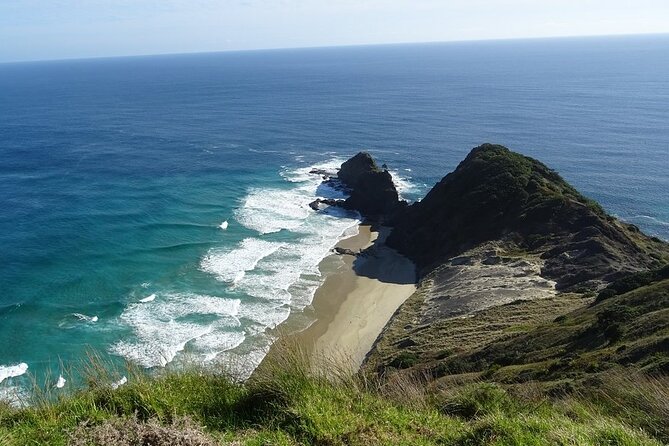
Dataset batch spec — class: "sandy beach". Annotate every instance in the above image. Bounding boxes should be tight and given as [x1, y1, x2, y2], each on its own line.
[269, 224, 417, 373]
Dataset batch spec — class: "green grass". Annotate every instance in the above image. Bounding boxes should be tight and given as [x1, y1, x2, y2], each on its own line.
[0, 346, 666, 445]
[368, 267, 669, 387]
[447, 277, 669, 382]
[596, 265, 669, 303]
[364, 284, 588, 377]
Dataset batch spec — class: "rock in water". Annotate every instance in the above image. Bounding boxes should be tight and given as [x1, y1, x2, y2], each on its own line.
[337, 152, 404, 219]
[338, 152, 378, 188]
[309, 198, 341, 211]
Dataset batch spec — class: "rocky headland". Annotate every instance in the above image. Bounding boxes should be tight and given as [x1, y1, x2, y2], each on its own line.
[312, 144, 669, 391]
[387, 143, 667, 291]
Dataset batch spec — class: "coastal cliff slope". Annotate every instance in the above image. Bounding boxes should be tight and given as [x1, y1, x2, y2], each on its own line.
[366, 144, 669, 398]
[387, 143, 668, 291]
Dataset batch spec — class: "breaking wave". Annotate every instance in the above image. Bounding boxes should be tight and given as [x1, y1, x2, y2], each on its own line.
[111, 157, 408, 374]
[0, 363, 28, 384]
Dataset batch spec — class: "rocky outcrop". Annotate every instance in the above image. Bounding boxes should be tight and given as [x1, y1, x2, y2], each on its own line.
[309, 152, 404, 220]
[333, 247, 358, 256]
[311, 145, 667, 291]
[337, 152, 404, 219]
[387, 144, 669, 291]
[309, 198, 340, 211]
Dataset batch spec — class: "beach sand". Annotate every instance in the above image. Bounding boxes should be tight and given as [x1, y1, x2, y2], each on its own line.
[267, 224, 417, 373]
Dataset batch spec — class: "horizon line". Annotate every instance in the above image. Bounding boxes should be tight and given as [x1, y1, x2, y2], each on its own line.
[2, 31, 668, 65]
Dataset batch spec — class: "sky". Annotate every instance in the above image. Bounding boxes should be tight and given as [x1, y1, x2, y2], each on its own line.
[1, 0, 668, 62]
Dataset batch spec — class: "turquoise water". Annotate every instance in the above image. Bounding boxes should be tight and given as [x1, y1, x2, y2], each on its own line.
[1, 35, 668, 399]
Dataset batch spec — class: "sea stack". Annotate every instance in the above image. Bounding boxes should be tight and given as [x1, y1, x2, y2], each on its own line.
[337, 152, 404, 220]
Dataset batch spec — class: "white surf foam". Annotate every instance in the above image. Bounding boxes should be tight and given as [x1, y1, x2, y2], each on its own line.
[0, 385, 29, 408]
[72, 313, 98, 323]
[200, 238, 285, 283]
[235, 159, 348, 235]
[237, 301, 292, 329]
[0, 363, 28, 384]
[140, 293, 156, 303]
[389, 169, 419, 199]
[204, 159, 361, 321]
[191, 330, 246, 362]
[211, 341, 273, 381]
[197, 160, 362, 354]
[59, 313, 98, 328]
[231, 216, 359, 308]
[629, 214, 669, 227]
[110, 293, 242, 368]
[235, 188, 314, 234]
[282, 159, 342, 184]
[111, 376, 127, 389]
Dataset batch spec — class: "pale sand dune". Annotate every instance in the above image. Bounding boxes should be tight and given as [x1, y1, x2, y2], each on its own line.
[270, 225, 417, 373]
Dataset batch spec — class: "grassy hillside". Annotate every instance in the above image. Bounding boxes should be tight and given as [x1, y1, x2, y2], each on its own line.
[444, 270, 669, 381]
[364, 266, 669, 442]
[0, 346, 667, 445]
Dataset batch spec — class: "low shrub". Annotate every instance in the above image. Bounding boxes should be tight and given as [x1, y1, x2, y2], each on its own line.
[388, 352, 420, 369]
[595, 265, 669, 303]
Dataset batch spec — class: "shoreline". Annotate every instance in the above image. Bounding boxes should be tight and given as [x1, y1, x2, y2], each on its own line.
[265, 223, 417, 373]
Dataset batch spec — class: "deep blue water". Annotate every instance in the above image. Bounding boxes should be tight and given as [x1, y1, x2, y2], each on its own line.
[1, 35, 668, 398]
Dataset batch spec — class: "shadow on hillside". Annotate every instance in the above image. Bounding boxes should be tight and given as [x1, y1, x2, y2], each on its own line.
[351, 238, 417, 286]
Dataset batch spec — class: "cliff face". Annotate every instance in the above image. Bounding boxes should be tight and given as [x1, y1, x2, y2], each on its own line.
[387, 144, 668, 291]
[336, 152, 404, 218]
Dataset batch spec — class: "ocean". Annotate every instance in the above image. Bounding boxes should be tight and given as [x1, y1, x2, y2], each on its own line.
[1, 35, 668, 399]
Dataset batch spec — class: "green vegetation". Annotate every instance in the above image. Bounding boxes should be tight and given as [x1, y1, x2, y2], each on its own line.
[388, 144, 669, 290]
[365, 280, 589, 378]
[596, 264, 669, 302]
[367, 265, 669, 414]
[439, 277, 669, 381]
[0, 346, 667, 445]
